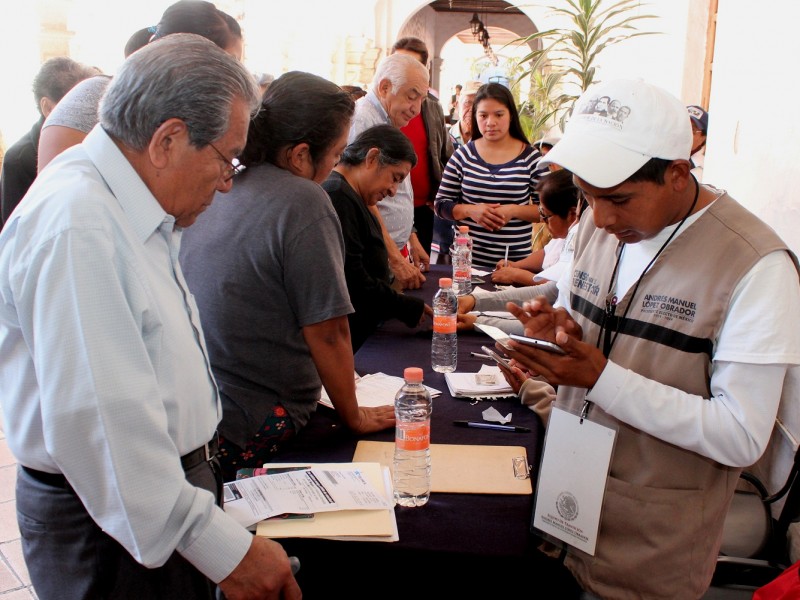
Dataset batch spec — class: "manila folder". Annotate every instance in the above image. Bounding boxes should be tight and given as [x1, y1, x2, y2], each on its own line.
[254, 462, 396, 540]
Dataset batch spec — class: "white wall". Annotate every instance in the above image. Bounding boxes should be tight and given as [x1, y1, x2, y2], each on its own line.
[591, 0, 691, 95]
[242, 0, 375, 82]
[704, 1, 800, 254]
[705, 0, 800, 499]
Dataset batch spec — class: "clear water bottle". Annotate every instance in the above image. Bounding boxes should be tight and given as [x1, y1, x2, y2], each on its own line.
[393, 367, 432, 507]
[431, 277, 457, 373]
[452, 226, 472, 296]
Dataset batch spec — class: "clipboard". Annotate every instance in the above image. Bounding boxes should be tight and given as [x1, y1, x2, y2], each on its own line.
[353, 440, 532, 495]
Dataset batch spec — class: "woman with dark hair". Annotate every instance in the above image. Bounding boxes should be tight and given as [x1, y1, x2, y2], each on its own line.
[491, 169, 581, 285]
[154, 0, 243, 57]
[322, 124, 433, 352]
[180, 72, 395, 482]
[434, 82, 548, 268]
[38, 0, 244, 172]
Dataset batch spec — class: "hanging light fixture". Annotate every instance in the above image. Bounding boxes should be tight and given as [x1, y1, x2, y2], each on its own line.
[469, 12, 482, 36]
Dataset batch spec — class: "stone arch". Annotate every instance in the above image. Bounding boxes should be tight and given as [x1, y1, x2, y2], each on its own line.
[394, 1, 540, 93]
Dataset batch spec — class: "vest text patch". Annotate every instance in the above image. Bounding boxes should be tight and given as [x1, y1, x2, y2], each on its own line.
[640, 294, 697, 322]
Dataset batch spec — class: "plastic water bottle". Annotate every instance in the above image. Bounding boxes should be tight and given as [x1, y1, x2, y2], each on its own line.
[452, 226, 472, 296]
[393, 367, 432, 507]
[431, 277, 457, 373]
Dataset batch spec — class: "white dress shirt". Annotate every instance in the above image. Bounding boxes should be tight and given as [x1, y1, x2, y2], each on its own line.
[0, 126, 252, 582]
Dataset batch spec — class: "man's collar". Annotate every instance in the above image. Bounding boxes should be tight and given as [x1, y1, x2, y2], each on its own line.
[83, 126, 169, 243]
[365, 89, 391, 125]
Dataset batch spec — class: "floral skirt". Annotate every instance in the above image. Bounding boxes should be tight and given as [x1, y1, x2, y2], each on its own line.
[217, 404, 296, 482]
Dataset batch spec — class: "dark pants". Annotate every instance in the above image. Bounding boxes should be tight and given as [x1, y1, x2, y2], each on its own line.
[413, 205, 434, 255]
[16, 459, 223, 600]
[432, 215, 455, 264]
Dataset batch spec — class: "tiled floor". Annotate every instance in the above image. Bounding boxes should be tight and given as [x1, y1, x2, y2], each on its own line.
[0, 418, 36, 598]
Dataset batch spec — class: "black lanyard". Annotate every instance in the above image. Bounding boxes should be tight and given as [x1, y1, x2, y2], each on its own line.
[581, 175, 700, 422]
[595, 175, 700, 358]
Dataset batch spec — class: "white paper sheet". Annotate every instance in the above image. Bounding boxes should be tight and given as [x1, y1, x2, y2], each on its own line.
[533, 407, 616, 555]
[224, 467, 391, 528]
[319, 372, 441, 410]
[444, 365, 514, 397]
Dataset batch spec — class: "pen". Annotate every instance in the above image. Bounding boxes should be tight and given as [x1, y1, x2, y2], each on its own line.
[504, 244, 509, 267]
[453, 420, 531, 433]
[470, 352, 491, 359]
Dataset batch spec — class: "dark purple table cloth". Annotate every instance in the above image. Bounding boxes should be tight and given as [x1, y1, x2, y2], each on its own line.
[275, 265, 580, 598]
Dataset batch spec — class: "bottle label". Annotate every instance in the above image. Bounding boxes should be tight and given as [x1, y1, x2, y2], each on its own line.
[454, 267, 470, 279]
[395, 420, 431, 451]
[433, 314, 456, 334]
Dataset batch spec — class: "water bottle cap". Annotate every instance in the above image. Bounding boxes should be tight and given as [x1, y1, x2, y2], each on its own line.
[459, 225, 469, 233]
[439, 277, 453, 287]
[403, 367, 424, 382]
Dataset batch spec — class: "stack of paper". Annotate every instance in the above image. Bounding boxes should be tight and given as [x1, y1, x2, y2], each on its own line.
[223, 462, 399, 542]
[319, 372, 441, 410]
[444, 365, 514, 399]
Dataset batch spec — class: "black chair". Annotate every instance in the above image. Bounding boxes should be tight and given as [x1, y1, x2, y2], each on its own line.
[705, 444, 800, 596]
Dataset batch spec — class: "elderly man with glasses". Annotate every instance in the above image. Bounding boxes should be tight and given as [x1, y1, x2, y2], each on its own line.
[349, 52, 431, 290]
[0, 35, 300, 600]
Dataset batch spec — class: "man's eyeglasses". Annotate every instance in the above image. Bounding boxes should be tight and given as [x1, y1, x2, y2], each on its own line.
[538, 208, 553, 222]
[208, 141, 244, 182]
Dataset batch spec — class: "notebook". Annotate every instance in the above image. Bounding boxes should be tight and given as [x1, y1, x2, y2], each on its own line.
[444, 365, 514, 399]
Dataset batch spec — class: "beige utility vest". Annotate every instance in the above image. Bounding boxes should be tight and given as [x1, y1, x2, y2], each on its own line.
[556, 191, 794, 599]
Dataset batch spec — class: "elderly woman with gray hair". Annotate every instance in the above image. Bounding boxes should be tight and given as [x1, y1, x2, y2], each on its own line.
[323, 124, 433, 352]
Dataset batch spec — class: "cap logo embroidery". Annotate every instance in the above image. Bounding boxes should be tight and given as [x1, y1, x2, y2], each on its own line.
[578, 95, 631, 128]
[687, 106, 704, 120]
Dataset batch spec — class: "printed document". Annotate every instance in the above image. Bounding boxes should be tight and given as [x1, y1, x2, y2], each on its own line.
[224, 466, 391, 528]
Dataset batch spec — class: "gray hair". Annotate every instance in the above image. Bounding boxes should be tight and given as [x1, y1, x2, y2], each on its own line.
[99, 33, 260, 151]
[371, 53, 428, 96]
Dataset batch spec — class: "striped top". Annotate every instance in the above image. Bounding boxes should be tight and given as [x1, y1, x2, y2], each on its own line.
[434, 140, 547, 268]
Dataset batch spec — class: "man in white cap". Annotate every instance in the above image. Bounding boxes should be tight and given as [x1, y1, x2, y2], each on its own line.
[502, 78, 800, 598]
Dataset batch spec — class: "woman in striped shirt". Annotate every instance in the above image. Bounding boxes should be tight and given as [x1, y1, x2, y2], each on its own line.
[434, 82, 548, 268]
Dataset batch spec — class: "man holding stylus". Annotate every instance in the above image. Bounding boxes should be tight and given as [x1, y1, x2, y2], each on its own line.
[503, 78, 800, 599]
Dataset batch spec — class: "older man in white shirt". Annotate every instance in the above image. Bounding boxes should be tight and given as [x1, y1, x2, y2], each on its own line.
[349, 52, 430, 289]
[0, 35, 300, 600]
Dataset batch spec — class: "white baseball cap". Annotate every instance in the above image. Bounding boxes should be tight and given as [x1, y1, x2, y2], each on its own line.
[540, 79, 692, 188]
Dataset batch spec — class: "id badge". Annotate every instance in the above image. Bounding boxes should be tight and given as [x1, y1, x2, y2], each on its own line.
[532, 405, 616, 555]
